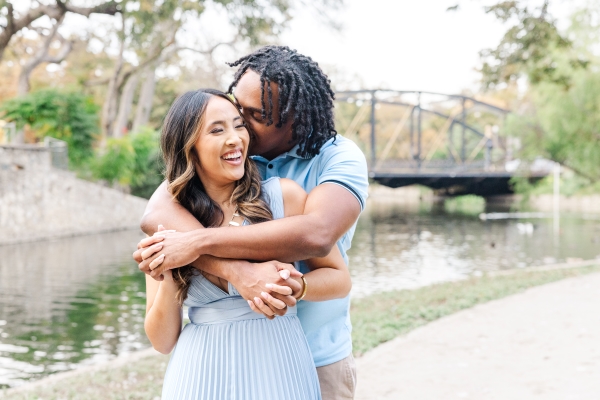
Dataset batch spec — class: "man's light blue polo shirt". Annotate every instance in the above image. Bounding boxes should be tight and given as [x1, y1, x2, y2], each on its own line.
[251, 135, 369, 367]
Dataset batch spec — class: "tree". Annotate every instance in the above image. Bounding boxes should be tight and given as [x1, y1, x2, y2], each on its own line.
[0, 88, 99, 166]
[0, 0, 120, 62]
[100, 0, 295, 138]
[16, 14, 73, 95]
[479, 0, 588, 89]
[488, 2, 600, 183]
[505, 70, 600, 182]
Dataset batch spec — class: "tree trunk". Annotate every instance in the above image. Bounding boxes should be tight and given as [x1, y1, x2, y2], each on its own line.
[132, 66, 156, 132]
[101, 21, 125, 138]
[112, 72, 140, 138]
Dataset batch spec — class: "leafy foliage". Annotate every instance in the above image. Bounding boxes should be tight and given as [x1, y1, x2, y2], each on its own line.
[510, 70, 600, 182]
[0, 89, 99, 166]
[480, 0, 588, 89]
[92, 128, 163, 198]
[129, 127, 165, 198]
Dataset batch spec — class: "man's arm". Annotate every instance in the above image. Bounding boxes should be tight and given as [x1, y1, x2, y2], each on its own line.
[134, 181, 301, 314]
[141, 183, 360, 275]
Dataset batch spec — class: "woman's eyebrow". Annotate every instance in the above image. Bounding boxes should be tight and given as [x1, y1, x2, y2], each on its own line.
[208, 120, 225, 126]
[207, 116, 241, 126]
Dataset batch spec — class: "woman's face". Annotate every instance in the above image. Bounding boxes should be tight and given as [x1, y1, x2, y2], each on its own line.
[194, 96, 249, 187]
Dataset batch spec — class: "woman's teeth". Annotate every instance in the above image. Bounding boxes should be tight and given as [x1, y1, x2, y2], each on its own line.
[222, 151, 241, 160]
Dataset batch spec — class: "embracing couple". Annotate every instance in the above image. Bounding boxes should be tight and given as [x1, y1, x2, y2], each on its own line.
[133, 46, 368, 400]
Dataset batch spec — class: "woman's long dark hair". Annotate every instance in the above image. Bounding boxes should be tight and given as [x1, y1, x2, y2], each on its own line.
[161, 89, 273, 305]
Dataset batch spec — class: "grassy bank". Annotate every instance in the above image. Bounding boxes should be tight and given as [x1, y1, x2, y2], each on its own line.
[3, 264, 599, 400]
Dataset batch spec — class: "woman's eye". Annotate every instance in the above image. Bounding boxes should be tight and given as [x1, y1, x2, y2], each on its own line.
[235, 124, 246, 129]
[210, 128, 223, 134]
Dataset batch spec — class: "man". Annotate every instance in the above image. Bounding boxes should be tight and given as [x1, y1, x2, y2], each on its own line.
[134, 46, 368, 399]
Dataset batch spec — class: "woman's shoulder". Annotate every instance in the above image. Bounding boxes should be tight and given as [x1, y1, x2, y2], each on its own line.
[278, 179, 307, 218]
[260, 177, 307, 218]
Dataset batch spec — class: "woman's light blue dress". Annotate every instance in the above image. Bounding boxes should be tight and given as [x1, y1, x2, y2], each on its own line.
[161, 178, 321, 400]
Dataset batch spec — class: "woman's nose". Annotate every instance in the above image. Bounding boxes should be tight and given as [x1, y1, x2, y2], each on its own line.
[225, 130, 243, 146]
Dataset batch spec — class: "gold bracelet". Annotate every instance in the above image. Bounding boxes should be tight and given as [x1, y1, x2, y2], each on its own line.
[297, 276, 308, 301]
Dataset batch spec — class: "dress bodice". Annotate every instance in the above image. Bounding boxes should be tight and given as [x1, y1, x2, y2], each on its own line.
[182, 177, 285, 309]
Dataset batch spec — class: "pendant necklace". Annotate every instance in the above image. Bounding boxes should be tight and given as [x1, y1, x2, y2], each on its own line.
[228, 206, 240, 227]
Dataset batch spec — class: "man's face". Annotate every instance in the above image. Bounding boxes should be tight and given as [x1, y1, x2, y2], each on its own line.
[233, 70, 294, 160]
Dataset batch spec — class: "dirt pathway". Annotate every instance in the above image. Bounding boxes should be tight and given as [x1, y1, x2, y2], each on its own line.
[356, 272, 600, 399]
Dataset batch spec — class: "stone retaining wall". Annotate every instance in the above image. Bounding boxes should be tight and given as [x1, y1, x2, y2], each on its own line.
[0, 145, 148, 245]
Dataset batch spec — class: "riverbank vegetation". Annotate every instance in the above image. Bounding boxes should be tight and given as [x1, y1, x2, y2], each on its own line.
[480, 1, 600, 195]
[4, 264, 599, 400]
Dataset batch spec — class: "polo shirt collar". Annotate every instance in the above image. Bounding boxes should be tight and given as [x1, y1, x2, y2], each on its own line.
[252, 143, 306, 163]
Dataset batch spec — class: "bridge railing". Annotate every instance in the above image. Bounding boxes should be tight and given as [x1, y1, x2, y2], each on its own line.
[334, 90, 511, 173]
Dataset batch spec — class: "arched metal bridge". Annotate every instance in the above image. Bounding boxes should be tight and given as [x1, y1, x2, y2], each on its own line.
[335, 90, 548, 196]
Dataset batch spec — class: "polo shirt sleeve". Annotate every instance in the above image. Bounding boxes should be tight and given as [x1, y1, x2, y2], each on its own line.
[317, 137, 369, 210]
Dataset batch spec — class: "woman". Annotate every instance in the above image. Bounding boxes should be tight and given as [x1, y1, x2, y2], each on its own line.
[144, 89, 351, 399]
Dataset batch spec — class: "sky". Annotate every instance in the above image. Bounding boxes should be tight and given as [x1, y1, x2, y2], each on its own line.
[277, 0, 584, 94]
[280, 0, 507, 94]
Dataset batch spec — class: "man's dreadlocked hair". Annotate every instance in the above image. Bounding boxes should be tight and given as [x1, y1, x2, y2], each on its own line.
[227, 46, 337, 158]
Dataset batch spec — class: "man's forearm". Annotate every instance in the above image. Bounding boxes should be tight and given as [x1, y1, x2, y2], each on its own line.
[191, 213, 333, 263]
[189, 184, 361, 263]
[190, 255, 241, 281]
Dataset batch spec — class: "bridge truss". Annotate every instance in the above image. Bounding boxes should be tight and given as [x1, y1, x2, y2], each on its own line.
[335, 90, 545, 195]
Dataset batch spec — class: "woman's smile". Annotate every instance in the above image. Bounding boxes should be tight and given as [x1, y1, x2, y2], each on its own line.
[221, 148, 243, 166]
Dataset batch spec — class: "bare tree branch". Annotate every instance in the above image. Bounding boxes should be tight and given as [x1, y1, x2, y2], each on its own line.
[0, 0, 120, 62]
[17, 13, 73, 95]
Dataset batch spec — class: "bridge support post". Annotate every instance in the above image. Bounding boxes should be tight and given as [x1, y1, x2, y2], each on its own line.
[370, 91, 377, 165]
[461, 97, 466, 163]
[485, 139, 493, 171]
[417, 92, 422, 168]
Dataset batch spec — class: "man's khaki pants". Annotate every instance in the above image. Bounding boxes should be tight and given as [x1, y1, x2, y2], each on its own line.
[316, 354, 357, 400]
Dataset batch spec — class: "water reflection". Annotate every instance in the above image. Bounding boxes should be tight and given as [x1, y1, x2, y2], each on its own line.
[1, 201, 600, 387]
[348, 199, 600, 298]
[0, 230, 148, 388]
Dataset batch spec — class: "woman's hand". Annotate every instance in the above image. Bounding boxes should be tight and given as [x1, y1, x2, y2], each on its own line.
[245, 262, 303, 319]
[136, 229, 205, 279]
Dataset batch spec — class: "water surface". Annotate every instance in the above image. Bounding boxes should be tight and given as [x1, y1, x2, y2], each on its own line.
[1, 201, 599, 387]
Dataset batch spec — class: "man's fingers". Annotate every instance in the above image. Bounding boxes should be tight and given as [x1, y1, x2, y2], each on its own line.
[265, 283, 293, 296]
[275, 262, 303, 278]
[149, 254, 165, 271]
[138, 235, 164, 249]
[247, 300, 261, 315]
[283, 277, 303, 297]
[279, 269, 290, 279]
[261, 291, 286, 310]
[141, 243, 163, 261]
[271, 293, 297, 308]
[253, 297, 275, 319]
[153, 229, 176, 236]
[132, 248, 143, 263]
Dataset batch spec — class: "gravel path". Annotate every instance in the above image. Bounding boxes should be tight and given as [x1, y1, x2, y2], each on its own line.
[356, 272, 600, 400]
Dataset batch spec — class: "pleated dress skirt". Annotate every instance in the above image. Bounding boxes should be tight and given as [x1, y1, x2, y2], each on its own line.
[161, 286, 321, 400]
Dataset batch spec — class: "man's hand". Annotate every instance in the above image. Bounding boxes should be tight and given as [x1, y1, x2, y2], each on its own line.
[136, 230, 201, 278]
[233, 261, 303, 318]
[134, 225, 176, 280]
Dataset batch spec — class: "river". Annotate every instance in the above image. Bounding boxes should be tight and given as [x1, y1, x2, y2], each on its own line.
[1, 199, 599, 387]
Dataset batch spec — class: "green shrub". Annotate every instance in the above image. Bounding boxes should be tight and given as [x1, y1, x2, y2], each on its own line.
[0, 89, 99, 167]
[92, 128, 163, 198]
[93, 137, 136, 186]
[129, 127, 164, 199]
